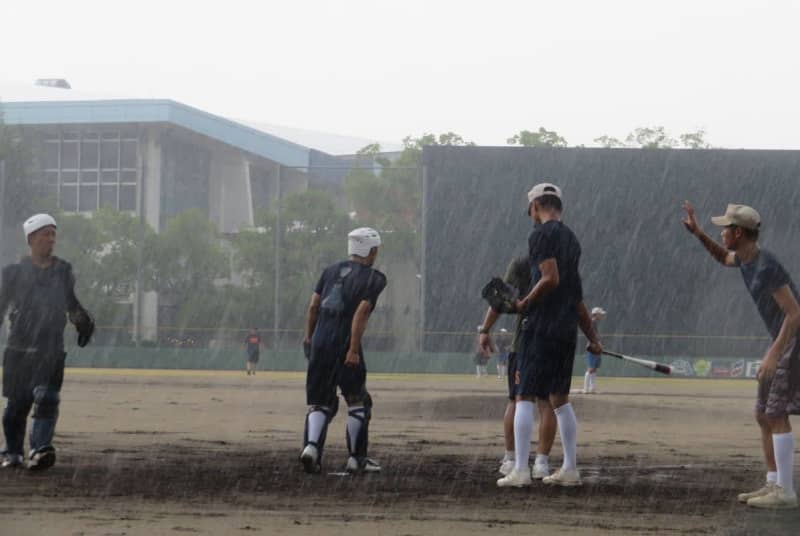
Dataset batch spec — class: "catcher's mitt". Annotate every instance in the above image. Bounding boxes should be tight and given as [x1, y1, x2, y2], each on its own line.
[72, 307, 95, 348]
[481, 277, 517, 314]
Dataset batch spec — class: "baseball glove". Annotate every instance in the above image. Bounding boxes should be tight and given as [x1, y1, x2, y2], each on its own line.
[72, 307, 95, 347]
[481, 277, 517, 314]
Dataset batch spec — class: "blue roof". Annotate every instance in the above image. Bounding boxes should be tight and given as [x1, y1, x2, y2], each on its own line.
[0, 99, 312, 168]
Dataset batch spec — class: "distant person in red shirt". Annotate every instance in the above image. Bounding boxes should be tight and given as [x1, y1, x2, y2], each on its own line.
[244, 329, 262, 376]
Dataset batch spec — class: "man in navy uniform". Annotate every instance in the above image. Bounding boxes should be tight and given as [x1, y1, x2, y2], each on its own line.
[300, 227, 387, 474]
[0, 214, 93, 470]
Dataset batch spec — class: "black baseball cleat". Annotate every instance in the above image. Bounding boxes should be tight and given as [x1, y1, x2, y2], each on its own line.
[27, 446, 56, 471]
[299, 445, 321, 474]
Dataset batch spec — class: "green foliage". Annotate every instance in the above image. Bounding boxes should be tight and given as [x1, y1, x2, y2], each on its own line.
[593, 135, 626, 148]
[278, 190, 352, 323]
[679, 130, 710, 149]
[507, 128, 568, 147]
[595, 127, 711, 149]
[56, 209, 154, 328]
[0, 113, 49, 260]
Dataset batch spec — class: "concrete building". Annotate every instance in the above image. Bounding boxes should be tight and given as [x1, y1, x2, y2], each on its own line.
[0, 82, 419, 350]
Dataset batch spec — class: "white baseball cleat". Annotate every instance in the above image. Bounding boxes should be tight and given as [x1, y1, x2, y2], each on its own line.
[531, 464, 550, 480]
[497, 468, 532, 488]
[346, 456, 381, 473]
[737, 483, 775, 503]
[1, 453, 24, 469]
[543, 467, 582, 487]
[300, 444, 321, 474]
[747, 486, 798, 509]
[498, 459, 515, 476]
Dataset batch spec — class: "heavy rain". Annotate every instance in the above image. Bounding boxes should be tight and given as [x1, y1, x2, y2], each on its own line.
[1, 1, 799, 534]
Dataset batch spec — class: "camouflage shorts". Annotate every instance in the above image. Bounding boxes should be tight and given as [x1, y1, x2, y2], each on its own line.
[756, 336, 800, 418]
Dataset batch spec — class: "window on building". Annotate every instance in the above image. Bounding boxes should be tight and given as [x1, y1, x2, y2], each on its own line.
[43, 130, 139, 213]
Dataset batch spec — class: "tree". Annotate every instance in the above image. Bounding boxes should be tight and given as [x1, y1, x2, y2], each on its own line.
[278, 190, 352, 325]
[0, 109, 48, 263]
[593, 135, 626, 148]
[148, 209, 229, 329]
[625, 126, 678, 149]
[56, 208, 157, 339]
[507, 128, 568, 147]
[401, 132, 474, 151]
[679, 129, 710, 149]
[595, 127, 712, 149]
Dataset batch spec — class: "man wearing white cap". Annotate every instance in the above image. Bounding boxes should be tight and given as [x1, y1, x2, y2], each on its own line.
[299, 227, 387, 474]
[583, 307, 607, 394]
[683, 201, 800, 509]
[0, 214, 93, 471]
[496, 183, 602, 488]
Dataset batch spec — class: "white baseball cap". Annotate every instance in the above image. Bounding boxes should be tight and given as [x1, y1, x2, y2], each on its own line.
[23, 213, 57, 239]
[591, 307, 607, 316]
[710, 204, 760, 231]
[527, 182, 562, 203]
[347, 227, 381, 257]
[527, 183, 562, 215]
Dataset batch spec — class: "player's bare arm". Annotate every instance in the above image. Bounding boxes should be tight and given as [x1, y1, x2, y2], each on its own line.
[304, 293, 321, 342]
[478, 307, 500, 356]
[516, 258, 559, 312]
[758, 285, 800, 380]
[682, 201, 736, 267]
[577, 301, 603, 355]
[345, 300, 373, 367]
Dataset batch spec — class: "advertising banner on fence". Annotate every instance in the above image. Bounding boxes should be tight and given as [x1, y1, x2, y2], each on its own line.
[668, 357, 760, 379]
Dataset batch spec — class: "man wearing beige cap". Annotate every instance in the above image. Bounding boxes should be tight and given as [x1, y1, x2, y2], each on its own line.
[494, 182, 602, 488]
[683, 201, 800, 509]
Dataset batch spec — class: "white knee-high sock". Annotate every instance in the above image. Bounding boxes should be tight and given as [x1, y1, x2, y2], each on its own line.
[590, 373, 597, 391]
[773, 432, 795, 494]
[583, 372, 590, 391]
[307, 411, 327, 445]
[513, 401, 535, 472]
[767, 471, 778, 484]
[555, 403, 578, 471]
[346, 406, 364, 454]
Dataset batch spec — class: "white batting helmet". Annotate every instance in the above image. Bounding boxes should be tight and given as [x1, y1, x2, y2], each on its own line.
[23, 213, 57, 239]
[347, 227, 381, 258]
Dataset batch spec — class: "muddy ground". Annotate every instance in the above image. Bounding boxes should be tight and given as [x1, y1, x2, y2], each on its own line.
[0, 369, 798, 535]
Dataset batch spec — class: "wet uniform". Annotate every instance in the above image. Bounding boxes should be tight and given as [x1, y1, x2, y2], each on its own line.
[306, 260, 386, 407]
[517, 221, 583, 398]
[736, 250, 800, 417]
[0, 257, 83, 458]
[245, 333, 261, 364]
[503, 256, 531, 400]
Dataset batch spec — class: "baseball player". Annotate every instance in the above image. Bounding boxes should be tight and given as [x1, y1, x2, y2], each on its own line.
[683, 201, 800, 509]
[299, 227, 387, 474]
[244, 328, 262, 376]
[479, 255, 558, 480]
[0, 214, 93, 470]
[582, 307, 607, 394]
[496, 183, 602, 488]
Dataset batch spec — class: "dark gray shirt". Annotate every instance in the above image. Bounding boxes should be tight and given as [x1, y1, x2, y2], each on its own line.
[736, 249, 800, 340]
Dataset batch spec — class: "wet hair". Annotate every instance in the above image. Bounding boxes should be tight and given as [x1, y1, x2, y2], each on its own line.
[742, 227, 759, 241]
[536, 194, 562, 211]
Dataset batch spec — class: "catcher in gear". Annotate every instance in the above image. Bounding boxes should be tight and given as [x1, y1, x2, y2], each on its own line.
[0, 214, 93, 471]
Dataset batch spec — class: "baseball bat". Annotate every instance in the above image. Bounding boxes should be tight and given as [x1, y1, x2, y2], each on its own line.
[602, 350, 673, 375]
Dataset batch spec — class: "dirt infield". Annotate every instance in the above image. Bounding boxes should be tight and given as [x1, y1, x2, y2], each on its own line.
[1, 369, 798, 535]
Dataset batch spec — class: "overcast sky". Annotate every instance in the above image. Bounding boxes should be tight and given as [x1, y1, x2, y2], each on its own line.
[2, 0, 799, 149]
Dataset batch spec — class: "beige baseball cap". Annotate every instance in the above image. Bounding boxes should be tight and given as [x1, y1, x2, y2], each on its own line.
[527, 182, 562, 203]
[710, 204, 761, 231]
